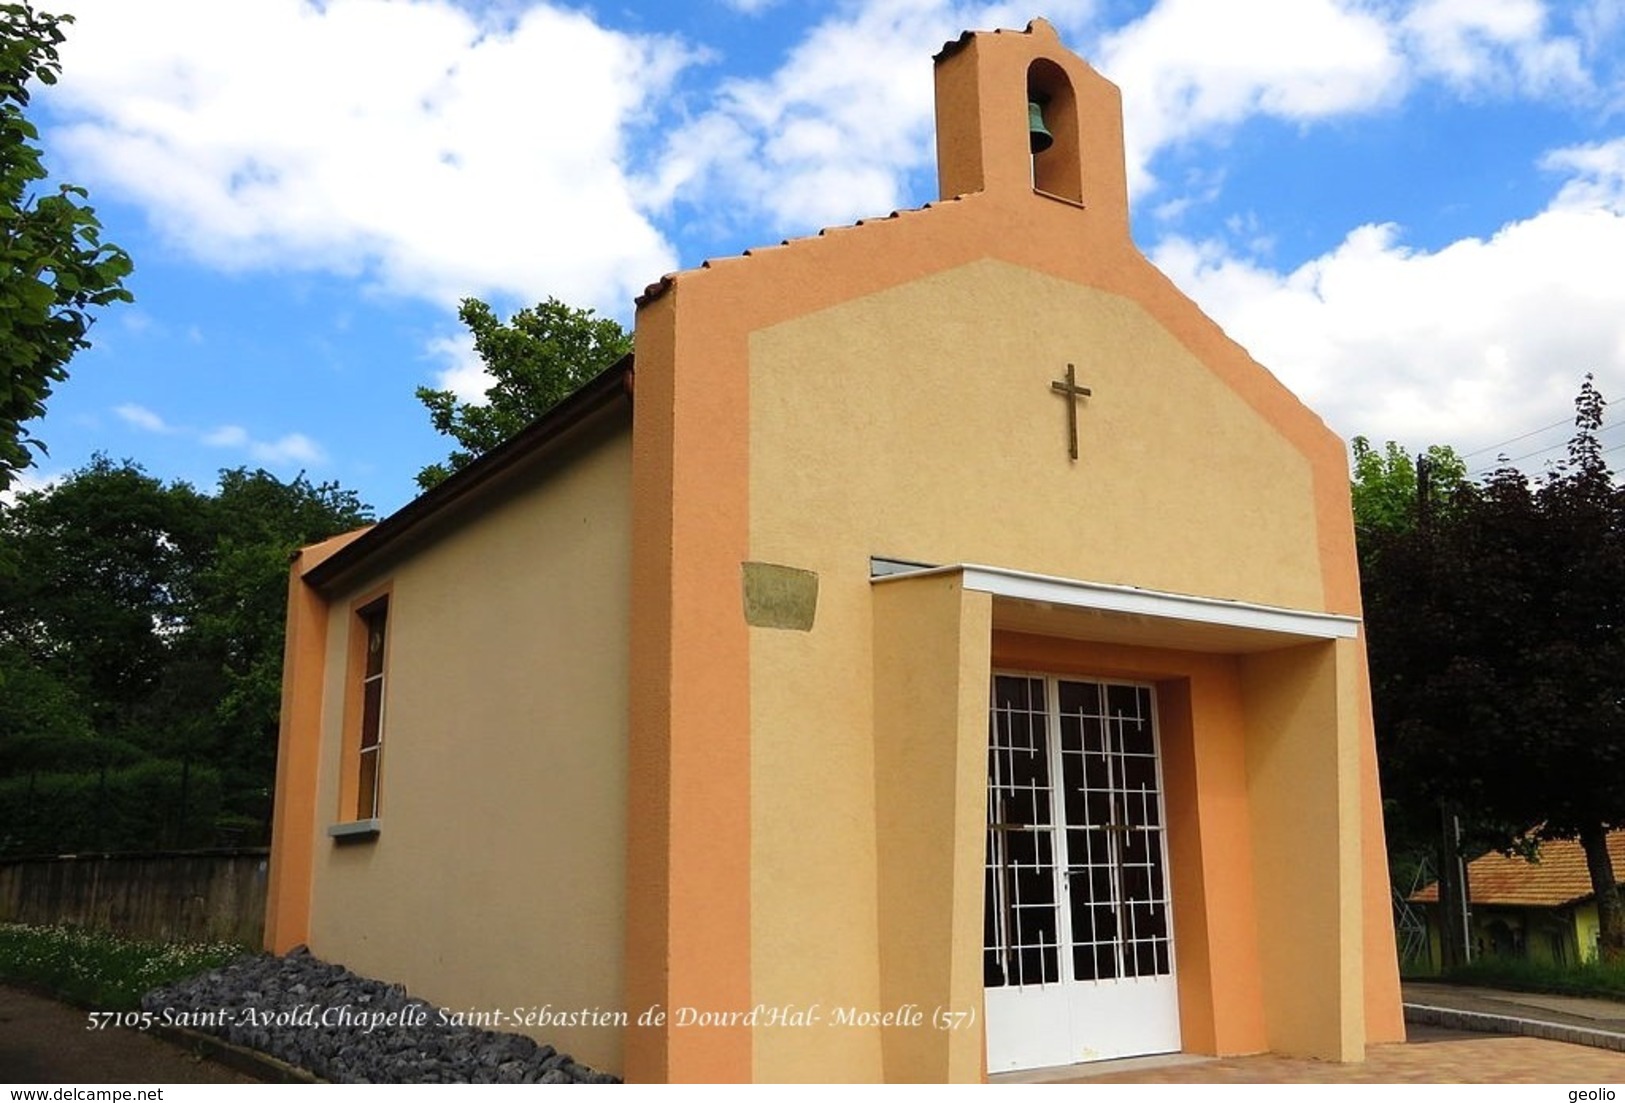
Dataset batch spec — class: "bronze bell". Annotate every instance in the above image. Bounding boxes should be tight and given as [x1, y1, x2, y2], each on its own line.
[1028, 100, 1054, 154]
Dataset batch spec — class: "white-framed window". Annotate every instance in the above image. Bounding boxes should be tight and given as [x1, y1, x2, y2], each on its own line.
[354, 596, 388, 821]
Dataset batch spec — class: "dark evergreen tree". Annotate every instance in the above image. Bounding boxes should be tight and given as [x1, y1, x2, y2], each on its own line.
[1355, 378, 1625, 958]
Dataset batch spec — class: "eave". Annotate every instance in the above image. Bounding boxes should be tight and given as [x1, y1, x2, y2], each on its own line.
[301, 354, 634, 594]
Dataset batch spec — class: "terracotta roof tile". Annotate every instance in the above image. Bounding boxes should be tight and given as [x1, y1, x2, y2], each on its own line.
[1411, 830, 1625, 907]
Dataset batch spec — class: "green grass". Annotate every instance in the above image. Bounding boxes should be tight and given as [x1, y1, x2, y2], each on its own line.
[0, 922, 247, 1009]
[1438, 954, 1625, 1001]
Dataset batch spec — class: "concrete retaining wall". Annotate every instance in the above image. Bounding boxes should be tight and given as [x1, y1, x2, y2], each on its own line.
[0, 849, 268, 946]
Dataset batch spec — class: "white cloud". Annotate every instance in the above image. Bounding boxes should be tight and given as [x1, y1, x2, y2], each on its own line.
[201, 419, 325, 461]
[426, 332, 494, 403]
[123, 405, 328, 467]
[1578, 0, 1625, 38]
[0, 468, 63, 507]
[248, 432, 326, 465]
[200, 425, 248, 448]
[1401, 0, 1586, 96]
[1096, 0, 1598, 197]
[203, 423, 325, 465]
[48, 0, 694, 313]
[1543, 136, 1625, 213]
[115, 403, 174, 433]
[1149, 152, 1625, 465]
[1100, 0, 1404, 194]
[644, 0, 1097, 235]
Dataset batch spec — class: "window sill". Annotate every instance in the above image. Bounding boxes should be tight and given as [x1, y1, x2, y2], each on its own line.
[1033, 188, 1086, 210]
[327, 818, 381, 842]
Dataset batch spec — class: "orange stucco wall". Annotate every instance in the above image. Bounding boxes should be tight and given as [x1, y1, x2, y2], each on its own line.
[265, 527, 372, 955]
[626, 17, 1399, 1082]
[625, 287, 755, 1084]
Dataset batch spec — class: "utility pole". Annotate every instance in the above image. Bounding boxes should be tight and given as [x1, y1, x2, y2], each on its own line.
[1436, 804, 1472, 969]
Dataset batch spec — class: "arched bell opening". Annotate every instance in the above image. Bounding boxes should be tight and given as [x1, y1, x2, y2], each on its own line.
[1027, 58, 1083, 205]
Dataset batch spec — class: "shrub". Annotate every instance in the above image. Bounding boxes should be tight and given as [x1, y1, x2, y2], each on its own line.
[1443, 955, 1625, 1001]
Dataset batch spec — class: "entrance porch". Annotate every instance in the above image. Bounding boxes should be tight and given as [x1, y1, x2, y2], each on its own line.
[869, 562, 1370, 1082]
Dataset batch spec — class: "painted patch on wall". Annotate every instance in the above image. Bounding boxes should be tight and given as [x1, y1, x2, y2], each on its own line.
[742, 562, 818, 631]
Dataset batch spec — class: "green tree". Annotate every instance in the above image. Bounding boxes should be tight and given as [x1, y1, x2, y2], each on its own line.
[0, 456, 211, 745]
[0, 4, 133, 491]
[415, 296, 630, 490]
[186, 468, 370, 832]
[0, 458, 371, 851]
[1350, 436, 1467, 537]
[0, 649, 94, 773]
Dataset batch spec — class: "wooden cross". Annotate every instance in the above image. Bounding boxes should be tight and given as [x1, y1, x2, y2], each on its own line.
[1050, 363, 1092, 461]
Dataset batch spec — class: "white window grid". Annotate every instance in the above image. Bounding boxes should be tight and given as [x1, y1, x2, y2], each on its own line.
[985, 675, 1174, 989]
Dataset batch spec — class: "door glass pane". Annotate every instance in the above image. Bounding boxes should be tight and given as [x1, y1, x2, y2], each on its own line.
[1121, 862, 1149, 902]
[986, 676, 1058, 988]
[361, 679, 383, 749]
[356, 747, 379, 820]
[1073, 944, 1096, 982]
[364, 608, 387, 678]
[1093, 942, 1118, 981]
[983, 863, 1002, 986]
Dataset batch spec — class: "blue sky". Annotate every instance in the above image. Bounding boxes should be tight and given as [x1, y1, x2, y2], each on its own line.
[14, 0, 1625, 516]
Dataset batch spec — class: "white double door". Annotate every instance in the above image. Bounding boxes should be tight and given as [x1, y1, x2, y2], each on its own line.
[983, 674, 1181, 1072]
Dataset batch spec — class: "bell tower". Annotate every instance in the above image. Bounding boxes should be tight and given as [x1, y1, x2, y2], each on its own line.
[932, 18, 1130, 237]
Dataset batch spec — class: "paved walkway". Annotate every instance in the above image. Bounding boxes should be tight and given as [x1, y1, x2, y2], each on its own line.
[1403, 980, 1625, 1050]
[1074, 1024, 1625, 1083]
[1007, 983, 1625, 1084]
[0, 985, 258, 1085]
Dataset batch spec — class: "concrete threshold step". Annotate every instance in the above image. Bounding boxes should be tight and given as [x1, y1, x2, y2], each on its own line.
[1403, 1001, 1625, 1054]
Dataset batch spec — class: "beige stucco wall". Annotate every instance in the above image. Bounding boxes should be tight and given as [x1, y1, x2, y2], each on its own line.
[305, 420, 632, 1074]
[745, 259, 1334, 1077]
[747, 259, 1323, 609]
[1241, 639, 1366, 1060]
[871, 575, 993, 1083]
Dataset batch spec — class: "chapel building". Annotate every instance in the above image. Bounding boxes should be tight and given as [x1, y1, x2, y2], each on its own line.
[266, 19, 1406, 1082]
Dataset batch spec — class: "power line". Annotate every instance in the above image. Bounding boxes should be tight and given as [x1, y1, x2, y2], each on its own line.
[1470, 422, 1625, 477]
[1463, 405, 1625, 477]
[1459, 416, 1575, 460]
[1470, 447, 1564, 477]
[1459, 397, 1618, 461]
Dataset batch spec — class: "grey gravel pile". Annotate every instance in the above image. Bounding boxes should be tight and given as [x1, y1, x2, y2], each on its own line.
[142, 946, 619, 1084]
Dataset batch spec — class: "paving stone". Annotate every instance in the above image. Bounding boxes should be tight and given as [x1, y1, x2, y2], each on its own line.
[1050, 1028, 1625, 1084]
